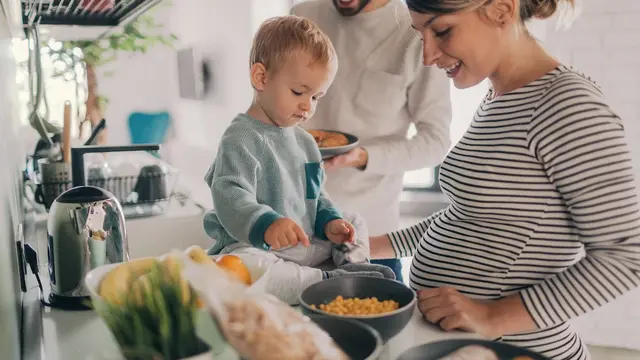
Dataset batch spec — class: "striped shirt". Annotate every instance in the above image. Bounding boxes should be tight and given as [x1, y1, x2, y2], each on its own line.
[389, 66, 640, 360]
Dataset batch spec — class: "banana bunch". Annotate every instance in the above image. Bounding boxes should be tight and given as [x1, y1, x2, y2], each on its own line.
[98, 246, 214, 306]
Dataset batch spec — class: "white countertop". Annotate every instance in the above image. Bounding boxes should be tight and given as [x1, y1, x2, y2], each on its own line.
[23, 271, 478, 360]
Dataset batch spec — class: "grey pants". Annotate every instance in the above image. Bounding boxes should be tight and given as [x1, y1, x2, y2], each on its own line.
[219, 212, 369, 304]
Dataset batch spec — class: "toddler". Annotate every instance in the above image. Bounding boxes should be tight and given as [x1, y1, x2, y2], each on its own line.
[203, 15, 394, 303]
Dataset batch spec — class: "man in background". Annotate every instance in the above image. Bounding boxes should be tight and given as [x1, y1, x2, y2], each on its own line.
[291, 0, 453, 282]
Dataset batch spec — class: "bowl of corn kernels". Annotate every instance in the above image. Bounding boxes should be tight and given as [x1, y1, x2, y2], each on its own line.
[298, 276, 416, 342]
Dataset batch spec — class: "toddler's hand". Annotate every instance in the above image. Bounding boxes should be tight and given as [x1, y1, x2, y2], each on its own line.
[264, 218, 310, 250]
[325, 219, 355, 244]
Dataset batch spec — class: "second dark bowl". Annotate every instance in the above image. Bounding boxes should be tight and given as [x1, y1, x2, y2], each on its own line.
[309, 315, 383, 360]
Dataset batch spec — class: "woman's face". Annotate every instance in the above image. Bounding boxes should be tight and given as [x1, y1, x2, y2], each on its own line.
[409, 7, 506, 89]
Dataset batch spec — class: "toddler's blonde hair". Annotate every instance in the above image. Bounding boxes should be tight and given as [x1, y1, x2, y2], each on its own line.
[250, 15, 336, 73]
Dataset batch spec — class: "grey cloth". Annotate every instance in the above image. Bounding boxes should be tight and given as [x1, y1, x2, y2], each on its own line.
[258, 211, 370, 268]
[322, 268, 383, 279]
[323, 263, 397, 280]
[332, 241, 369, 266]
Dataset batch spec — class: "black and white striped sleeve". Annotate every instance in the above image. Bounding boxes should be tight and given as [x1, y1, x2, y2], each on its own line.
[521, 73, 640, 328]
[388, 208, 447, 258]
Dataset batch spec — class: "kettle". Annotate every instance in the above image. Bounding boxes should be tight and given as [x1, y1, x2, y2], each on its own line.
[46, 144, 160, 310]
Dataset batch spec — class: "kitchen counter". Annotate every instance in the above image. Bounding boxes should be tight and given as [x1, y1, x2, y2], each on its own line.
[22, 270, 478, 360]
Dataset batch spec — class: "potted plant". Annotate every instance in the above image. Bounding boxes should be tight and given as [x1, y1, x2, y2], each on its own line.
[43, 5, 177, 144]
[94, 258, 212, 360]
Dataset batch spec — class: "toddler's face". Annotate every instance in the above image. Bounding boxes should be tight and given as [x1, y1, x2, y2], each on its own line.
[260, 52, 337, 128]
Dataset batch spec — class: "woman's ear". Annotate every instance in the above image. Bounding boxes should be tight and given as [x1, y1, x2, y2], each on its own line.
[485, 0, 518, 27]
[250, 63, 268, 91]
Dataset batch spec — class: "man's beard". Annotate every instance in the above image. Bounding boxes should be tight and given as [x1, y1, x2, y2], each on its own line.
[331, 0, 372, 16]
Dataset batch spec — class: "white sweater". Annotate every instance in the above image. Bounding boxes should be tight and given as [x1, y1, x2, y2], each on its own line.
[292, 0, 453, 235]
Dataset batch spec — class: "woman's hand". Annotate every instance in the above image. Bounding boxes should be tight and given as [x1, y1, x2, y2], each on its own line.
[417, 287, 537, 339]
[324, 147, 368, 170]
[418, 287, 501, 338]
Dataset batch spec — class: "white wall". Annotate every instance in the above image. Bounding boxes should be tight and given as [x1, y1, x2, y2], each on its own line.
[542, 0, 640, 351]
[545, 0, 639, 123]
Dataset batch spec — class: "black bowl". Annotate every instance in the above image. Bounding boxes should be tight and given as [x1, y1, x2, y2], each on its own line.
[309, 315, 383, 360]
[299, 276, 416, 342]
[397, 339, 551, 360]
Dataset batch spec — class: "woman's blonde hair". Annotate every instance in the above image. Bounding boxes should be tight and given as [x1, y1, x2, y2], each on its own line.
[405, 0, 575, 22]
[249, 15, 336, 73]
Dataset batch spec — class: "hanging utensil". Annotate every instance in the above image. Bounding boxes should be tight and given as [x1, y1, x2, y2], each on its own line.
[62, 101, 72, 164]
[84, 118, 107, 146]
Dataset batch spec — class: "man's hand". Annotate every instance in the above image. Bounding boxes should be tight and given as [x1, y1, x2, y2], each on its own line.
[264, 218, 310, 250]
[325, 219, 356, 244]
[324, 147, 368, 170]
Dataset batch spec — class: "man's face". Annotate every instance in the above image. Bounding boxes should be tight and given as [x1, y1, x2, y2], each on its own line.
[331, 0, 372, 16]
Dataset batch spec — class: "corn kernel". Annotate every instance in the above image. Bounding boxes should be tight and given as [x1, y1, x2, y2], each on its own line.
[313, 296, 400, 316]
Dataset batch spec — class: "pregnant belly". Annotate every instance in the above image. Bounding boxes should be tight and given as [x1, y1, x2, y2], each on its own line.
[407, 236, 513, 299]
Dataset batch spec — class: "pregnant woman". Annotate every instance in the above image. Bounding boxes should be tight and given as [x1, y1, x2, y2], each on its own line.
[370, 0, 640, 359]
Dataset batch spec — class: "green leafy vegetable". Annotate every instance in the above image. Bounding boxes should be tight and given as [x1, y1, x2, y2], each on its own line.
[94, 260, 209, 360]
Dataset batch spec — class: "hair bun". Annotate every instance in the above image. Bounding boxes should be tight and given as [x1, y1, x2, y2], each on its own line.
[534, 0, 558, 19]
[522, 0, 575, 21]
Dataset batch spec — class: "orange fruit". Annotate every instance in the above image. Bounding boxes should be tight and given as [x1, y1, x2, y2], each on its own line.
[215, 254, 252, 285]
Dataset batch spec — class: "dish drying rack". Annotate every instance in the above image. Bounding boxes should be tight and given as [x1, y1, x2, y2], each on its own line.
[29, 156, 180, 214]
[38, 169, 179, 209]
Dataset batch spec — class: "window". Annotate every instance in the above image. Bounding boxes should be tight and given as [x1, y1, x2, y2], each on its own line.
[403, 79, 489, 190]
[12, 38, 86, 137]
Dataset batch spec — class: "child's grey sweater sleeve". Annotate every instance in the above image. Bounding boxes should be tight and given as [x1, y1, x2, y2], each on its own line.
[314, 189, 342, 239]
[210, 140, 282, 250]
